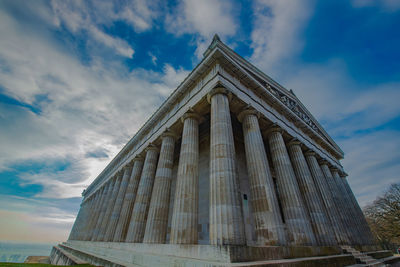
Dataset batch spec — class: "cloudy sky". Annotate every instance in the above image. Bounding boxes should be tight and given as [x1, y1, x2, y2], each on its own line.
[0, 0, 399, 243]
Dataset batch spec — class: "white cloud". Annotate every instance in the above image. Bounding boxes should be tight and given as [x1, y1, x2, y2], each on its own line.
[0, 2, 189, 199]
[283, 60, 400, 136]
[166, 0, 237, 58]
[248, 0, 400, 207]
[50, 0, 136, 58]
[340, 130, 400, 206]
[250, 0, 314, 76]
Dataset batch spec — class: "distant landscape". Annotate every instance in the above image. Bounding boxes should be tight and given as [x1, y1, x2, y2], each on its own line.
[0, 242, 55, 263]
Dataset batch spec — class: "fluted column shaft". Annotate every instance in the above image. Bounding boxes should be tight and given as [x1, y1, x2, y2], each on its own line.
[68, 203, 83, 240]
[239, 110, 286, 245]
[83, 190, 102, 240]
[144, 133, 176, 243]
[91, 180, 113, 241]
[320, 163, 351, 244]
[305, 153, 348, 244]
[170, 113, 200, 244]
[97, 173, 123, 241]
[208, 88, 245, 245]
[287, 142, 337, 245]
[340, 176, 375, 244]
[331, 170, 364, 244]
[267, 128, 316, 245]
[71, 201, 88, 240]
[113, 158, 144, 242]
[86, 187, 107, 240]
[324, 167, 353, 243]
[104, 166, 133, 241]
[126, 146, 159, 243]
[76, 198, 93, 240]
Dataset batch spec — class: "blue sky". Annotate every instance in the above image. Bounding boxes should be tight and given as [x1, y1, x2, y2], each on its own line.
[0, 0, 399, 243]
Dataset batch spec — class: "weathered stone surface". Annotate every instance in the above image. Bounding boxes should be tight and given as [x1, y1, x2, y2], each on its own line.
[330, 169, 364, 245]
[83, 189, 103, 241]
[97, 173, 123, 241]
[113, 157, 144, 242]
[91, 180, 113, 241]
[287, 141, 337, 246]
[104, 165, 133, 241]
[61, 240, 356, 267]
[239, 109, 286, 245]
[170, 112, 200, 244]
[304, 152, 348, 245]
[125, 145, 159, 243]
[208, 87, 245, 245]
[266, 127, 317, 246]
[319, 162, 351, 244]
[143, 132, 176, 243]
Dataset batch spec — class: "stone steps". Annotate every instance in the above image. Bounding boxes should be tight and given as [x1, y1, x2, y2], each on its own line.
[341, 246, 389, 267]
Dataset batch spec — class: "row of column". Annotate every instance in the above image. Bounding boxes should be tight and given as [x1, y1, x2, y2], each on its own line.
[69, 86, 374, 246]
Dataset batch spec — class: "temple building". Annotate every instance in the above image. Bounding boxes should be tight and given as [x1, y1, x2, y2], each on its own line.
[49, 35, 395, 266]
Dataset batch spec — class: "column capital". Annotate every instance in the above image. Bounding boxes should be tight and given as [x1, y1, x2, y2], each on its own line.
[123, 163, 133, 170]
[318, 158, 328, 165]
[145, 144, 160, 153]
[287, 138, 302, 147]
[133, 155, 145, 162]
[161, 129, 178, 141]
[329, 166, 339, 173]
[264, 124, 283, 137]
[207, 86, 232, 103]
[237, 108, 260, 123]
[181, 110, 202, 123]
[304, 150, 316, 157]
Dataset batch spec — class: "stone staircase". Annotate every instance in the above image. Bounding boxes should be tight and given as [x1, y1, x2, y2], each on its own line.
[341, 246, 387, 267]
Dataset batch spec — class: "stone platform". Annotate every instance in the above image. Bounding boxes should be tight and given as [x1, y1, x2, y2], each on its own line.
[52, 240, 359, 266]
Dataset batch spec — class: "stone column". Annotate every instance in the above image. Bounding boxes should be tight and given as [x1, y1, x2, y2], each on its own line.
[83, 190, 103, 240]
[113, 157, 144, 242]
[87, 186, 108, 240]
[76, 198, 93, 240]
[143, 131, 176, 243]
[208, 87, 245, 245]
[104, 164, 133, 241]
[170, 112, 200, 244]
[287, 141, 337, 245]
[126, 145, 159, 243]
[91, 180, 113, 241]
[340, 174, 375, 245]
[319, 161, 351, 244]
[97, 173, 123, 241]
[238, 109, 286, 245]
[331, 169, 364, 244]
[68, 202, 84, 240]
[266, 126, 317, 245]
[304, 152, 348, 244]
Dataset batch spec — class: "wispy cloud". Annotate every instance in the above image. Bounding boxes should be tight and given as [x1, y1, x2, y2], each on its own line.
[0, 1, 189, 200]
[248, 0, 400, 207]
[166, 0, 238, 58]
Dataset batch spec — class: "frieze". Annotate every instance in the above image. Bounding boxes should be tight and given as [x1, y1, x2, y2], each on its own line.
[265, 84, 321, 134]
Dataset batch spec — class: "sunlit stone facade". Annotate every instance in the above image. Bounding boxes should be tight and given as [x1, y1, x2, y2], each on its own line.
[49, 36, 379, 267]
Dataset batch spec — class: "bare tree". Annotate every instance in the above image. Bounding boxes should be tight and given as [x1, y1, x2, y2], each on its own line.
[364, 183, 400, 250]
